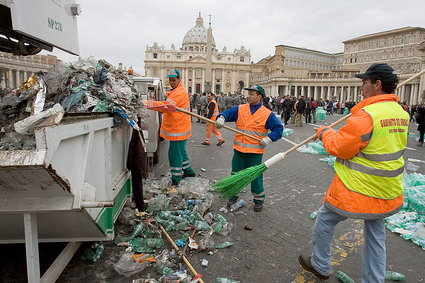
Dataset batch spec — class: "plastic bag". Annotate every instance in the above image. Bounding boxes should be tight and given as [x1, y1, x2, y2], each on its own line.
[113, 253, 150, 277]
[14, 103, 64, 135]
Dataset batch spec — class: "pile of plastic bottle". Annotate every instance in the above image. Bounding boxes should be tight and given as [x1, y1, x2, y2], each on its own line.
[316, 107, 327, 121]
[282, 128, 294, 137]
[297, 141, 328, 155]
[385, 172, 425, 249]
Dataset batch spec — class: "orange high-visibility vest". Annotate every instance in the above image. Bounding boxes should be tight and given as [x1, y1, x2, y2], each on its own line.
[146, 82, 191, 141]
[207, 99, 219, 121]
[233, 104, 270, 154]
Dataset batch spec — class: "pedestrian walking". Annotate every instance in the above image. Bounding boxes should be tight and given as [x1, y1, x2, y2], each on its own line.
[415, 102, 425, 146]
[202, 92, 225, 146]
[145, 69, 196, 186]
[294, 95, 306, 126]
[298, 63, 409, 282]
[215, 85, 283, 212]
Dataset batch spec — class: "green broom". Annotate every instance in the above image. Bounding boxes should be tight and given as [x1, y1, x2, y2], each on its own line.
[212, 67, 425, 199]
[212, 114, 352, 199]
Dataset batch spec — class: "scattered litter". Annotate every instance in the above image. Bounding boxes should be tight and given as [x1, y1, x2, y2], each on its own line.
[214, 241, 234, 249]
[335, 270, 354, 283]
[315, 107, 327, 122]
[384, 271, 406, 281]
[114, 253, 151, 277]
[201, 168, 207, 172]
[201, 259, 209, 267]
[309, 210, 319, 219]
[319, 156, 336, 168]
[244, 225, 252, 231]
[296, 141, 328, 154]
[282, 128, 294, 137]
[81, 242, 104, 263]
[215, 278, 240, 283]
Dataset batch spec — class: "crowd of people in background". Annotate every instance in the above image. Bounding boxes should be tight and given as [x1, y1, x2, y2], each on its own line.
[186, 91, 425, 131]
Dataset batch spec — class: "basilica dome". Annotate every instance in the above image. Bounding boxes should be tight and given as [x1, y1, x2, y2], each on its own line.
[182, 13, 216, 48]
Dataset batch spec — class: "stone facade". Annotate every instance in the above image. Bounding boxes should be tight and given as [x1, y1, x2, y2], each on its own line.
[252, 27, 425, 105]
[0, 52, 60, 89]
[144, 13, 251, 94]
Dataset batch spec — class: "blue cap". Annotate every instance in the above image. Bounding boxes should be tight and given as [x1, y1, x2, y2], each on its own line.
[167, 69, 180, 78]
[355, 63, 397, 80]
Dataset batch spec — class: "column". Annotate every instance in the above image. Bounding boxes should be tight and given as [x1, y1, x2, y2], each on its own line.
[15, 70, 20, 87]
[327, 86, 331, 100]
[8, 69, 13, 88]
[201, 69, 205, 93]
[192, 69, 195, 93]
[294, 85, 298, 96]
[320, 86, 324, 100]
[300, 85, 304, 96]
[412, 84, 418, 105]
[212, 69, 216, 93]
[307, 85, 311, 98]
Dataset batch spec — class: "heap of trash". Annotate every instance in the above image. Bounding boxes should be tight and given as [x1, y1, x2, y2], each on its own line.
[96, 177, 240, 282]
[315, 107, 327, 121]
[385, 172, 425, 249]
[0, 56, 148, 150]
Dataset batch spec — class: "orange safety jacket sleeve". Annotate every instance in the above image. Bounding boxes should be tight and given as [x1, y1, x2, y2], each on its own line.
[144, 100, 175, 114]
[316, 111, 372, 159]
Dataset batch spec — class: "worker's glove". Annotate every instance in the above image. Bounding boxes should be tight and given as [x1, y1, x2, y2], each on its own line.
[147, 102, 176, 113]
[260, 137, 272, 148]
[216, 116, 225, 128]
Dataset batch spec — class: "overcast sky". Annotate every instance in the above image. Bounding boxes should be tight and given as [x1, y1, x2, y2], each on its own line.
[49, 0, 425, 75]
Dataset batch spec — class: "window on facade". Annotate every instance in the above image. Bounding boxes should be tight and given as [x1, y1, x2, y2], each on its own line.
[195, 69, 202, 79]
[153, 53, 158, 59]
[217, 56, 221, 61]
[177, 55, 181, 59]
[189, 56, 192, 59]
[240, 56, 244, 62]
[228, 58, 231, 62]
[167, 55, 170, 59]
[153, 68, 158, 76]
[239, 71, 244, 79]
[189, 46, 193, 51]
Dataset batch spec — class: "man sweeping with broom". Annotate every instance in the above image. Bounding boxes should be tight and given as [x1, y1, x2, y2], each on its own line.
[215, 85, 283, 212]
[298, 63, 409, 281]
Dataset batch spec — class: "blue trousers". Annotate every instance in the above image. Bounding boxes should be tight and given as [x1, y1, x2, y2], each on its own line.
[311, 205, 386, 283]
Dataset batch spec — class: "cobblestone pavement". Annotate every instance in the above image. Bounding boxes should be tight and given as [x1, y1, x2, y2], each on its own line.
[2, 113, 424, 283]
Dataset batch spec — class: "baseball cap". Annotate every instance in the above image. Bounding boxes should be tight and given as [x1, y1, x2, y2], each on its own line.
[244, 85, 266, 97]
[167, 69, 180, 78]
[355, 63, 397, 80]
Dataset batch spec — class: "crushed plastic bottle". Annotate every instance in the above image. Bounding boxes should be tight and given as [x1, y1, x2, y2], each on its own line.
[174, 220, 189, 231]
[309, 210, 319, 219]
[384, 271, 406, 281]
[230, 199, 245, 211]
[335, 270, 355, 283]
[155, 264, 174, 275]
[194, 220, 212, 231]
[130, 223, 144, 238]
[214, 241, 234, 249]
[215, 278, 240, 283]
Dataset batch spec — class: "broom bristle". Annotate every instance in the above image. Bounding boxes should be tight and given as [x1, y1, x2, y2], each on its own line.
[212, 163, 267, 199]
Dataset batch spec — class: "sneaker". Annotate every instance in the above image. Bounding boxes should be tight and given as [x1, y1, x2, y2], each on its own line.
[226, 196, 238, 208]
[202, 142, 210, 145]
[216, 140, 225, 146]
[182, 172, 196, 179]
[298, 255, 329, 280]
[253, 202, 263, 212]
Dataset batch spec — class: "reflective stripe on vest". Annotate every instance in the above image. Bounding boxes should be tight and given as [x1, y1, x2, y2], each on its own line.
[233, 104, 271, 154]
[334, 101, 409, 200]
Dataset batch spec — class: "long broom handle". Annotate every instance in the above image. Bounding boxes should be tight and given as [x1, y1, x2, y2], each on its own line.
[264, 69, 425, 168]
[284, 113, 352, 156]
[160, 225, 205, 283]
[176, 107, 262, 142]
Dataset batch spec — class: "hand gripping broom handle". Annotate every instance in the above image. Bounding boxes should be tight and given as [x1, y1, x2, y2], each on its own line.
[263, 68, 425, 169]
[176, 107, 262, 142]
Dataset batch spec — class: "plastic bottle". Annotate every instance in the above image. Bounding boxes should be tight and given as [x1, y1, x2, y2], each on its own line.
[94, 242, 104, 261]
[309, 210, 319, 219]
[230, 199, 245, 211]
[215, 214, 228, 224]
[158, 211, 174, 220]
[214, 241, 234, 249]
[186, 199, 201, 205]
[335, 270, 355, 283]
[215, 278, 239, 283]
[130, 223, 144, 238]
[174, 220, 189, 231]
[155, 264, 174, 275]
[384, 271, 405, 281]
[194, 220, 211, 231]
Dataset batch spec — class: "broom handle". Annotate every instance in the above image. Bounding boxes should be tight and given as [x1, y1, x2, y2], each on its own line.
[160, 225, 205, 283]
[283, 113, 352, 156]
[176, 107, 262, 142]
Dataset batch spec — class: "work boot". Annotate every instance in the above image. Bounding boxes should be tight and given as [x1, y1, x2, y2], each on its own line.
[182, 172, 196, 179]
[226, 196, 238, 208]
[202, 142, 210, 145]
[253, 202, 263, 212]
[216, 140, 225, 146]
[298, 255, 330, 280]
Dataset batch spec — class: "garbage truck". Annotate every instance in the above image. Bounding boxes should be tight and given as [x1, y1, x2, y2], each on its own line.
[0, 1, 148, 282]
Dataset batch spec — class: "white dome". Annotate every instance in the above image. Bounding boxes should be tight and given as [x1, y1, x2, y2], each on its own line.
[182, 13, 216, 47]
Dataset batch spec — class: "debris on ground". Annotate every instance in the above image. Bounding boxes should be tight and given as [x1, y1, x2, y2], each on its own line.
[296, 141, 328, 154]
[319, 155, 336, 168]
[385, 172, 425, 249]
